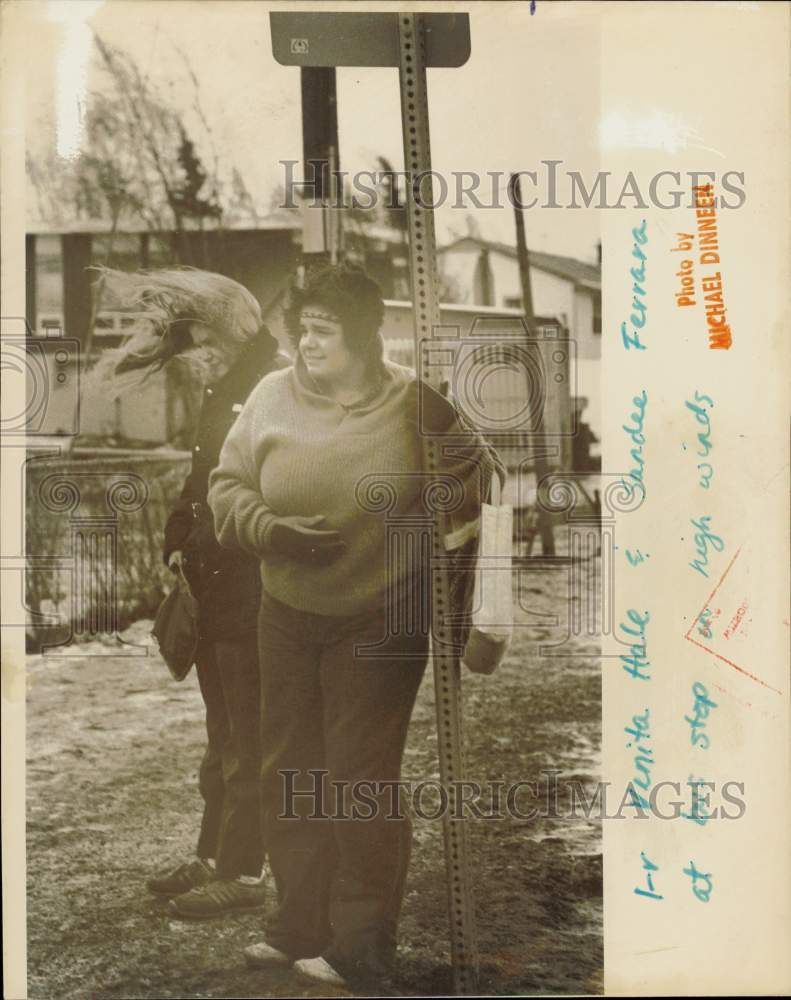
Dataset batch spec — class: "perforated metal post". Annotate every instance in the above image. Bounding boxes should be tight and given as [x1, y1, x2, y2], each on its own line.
[397, 13, 479, 994]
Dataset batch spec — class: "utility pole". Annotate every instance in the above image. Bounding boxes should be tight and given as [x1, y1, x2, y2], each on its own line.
[510, 172, 556, 557]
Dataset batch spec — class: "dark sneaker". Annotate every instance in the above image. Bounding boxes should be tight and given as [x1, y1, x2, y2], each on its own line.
[147, 858, 213, 898]
[169, 877, 267, 919]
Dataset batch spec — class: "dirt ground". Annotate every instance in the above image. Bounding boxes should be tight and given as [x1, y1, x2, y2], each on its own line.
[26, 561, 602, 999]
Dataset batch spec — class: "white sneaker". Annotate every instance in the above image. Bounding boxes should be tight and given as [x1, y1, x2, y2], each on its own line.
[293, 956, 348, 988]
[243, 941, 292, 968]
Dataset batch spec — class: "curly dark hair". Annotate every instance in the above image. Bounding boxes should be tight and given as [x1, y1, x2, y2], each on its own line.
[284, 262, 385, 365]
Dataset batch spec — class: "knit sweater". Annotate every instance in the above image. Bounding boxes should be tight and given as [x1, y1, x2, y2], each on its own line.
[207, 357, 501, 617]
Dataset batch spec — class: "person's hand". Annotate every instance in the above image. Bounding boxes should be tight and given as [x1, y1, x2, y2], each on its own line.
[167, 550, 184, 573]
[268, 515, 346, 566]
[407, 380, 458, 434]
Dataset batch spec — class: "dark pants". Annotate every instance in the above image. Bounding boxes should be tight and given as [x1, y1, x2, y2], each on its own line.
[195, 631, 264, 879]
[257, 590, 429, 981]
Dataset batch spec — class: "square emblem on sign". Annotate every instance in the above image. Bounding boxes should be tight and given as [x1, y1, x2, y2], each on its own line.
[290, 38, 309, 55]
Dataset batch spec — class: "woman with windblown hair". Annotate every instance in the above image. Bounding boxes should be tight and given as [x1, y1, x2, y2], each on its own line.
[90, 268, 289, 918]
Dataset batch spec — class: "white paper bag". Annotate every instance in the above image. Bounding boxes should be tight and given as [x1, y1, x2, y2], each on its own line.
[461, 498, 513, 675]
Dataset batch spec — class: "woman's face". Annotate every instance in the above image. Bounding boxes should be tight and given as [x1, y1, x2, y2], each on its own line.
[189, 323, 238, 384]
[298, 304, 357, 383]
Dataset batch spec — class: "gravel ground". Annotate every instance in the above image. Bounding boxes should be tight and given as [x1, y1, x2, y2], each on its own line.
[26, 560, 602, 999]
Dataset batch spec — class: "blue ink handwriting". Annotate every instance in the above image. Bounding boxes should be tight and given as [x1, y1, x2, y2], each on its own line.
[697, 463, 713, 489]
[685, 682, 718, 749]
[688, 516, 725, 578]
[625, 708, 653, 809]
[683, 860, 713, 902]
[621, 390, 648, 499]
[696, 606, 714, 638]
[682, 776, 714, 826]
[685, 392, 715, 488]
[634, 850, 663, 900]
[621, 220, 648, 350]
[619, 609, 651, 681]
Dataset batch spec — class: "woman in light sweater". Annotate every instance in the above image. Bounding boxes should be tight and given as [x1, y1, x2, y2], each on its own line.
[208, 263, 502, 989]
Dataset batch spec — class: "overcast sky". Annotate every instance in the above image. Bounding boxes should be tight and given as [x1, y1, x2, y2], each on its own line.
[25, 0, 601, 262]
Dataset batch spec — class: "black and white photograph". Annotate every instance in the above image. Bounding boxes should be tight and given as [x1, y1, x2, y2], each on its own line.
[2, 2, 788, 999]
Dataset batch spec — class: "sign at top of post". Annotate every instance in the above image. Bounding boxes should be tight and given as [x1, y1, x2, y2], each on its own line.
[270, 12, 471, 68]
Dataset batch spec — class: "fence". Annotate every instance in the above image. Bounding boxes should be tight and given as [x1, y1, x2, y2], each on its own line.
[25, 450, 190, 652]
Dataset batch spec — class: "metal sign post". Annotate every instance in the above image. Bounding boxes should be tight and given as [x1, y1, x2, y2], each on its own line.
[300, 67, 340, 264]
[396, 14, 479, 994]
[270, 12, 477, 993]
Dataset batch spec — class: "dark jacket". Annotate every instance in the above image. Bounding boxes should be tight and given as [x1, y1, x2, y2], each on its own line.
[163, 327, 289, 639]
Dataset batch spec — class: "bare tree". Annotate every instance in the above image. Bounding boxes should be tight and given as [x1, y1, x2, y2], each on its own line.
[27, 33, 259, 249]
[26, 32, 267, 439]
